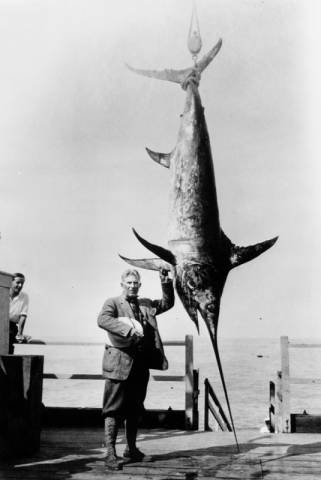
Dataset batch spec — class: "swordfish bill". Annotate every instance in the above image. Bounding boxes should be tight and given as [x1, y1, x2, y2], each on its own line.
[121, 39, 278, 450]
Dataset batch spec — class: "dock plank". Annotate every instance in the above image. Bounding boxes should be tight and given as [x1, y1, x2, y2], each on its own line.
[2, 428, 321, 479]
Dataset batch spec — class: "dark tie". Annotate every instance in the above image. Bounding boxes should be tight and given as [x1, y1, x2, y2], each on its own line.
[128, 298, 142, 324]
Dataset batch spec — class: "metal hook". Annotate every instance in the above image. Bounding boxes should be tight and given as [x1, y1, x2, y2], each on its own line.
[187, 0, 202, 64]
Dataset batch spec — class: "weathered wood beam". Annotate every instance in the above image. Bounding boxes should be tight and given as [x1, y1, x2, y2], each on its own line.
[43, 373, 185, 381]
[0, 271, 13, 355]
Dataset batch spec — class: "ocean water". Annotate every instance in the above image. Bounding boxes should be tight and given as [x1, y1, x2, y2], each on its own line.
[15, 337, 321, 430]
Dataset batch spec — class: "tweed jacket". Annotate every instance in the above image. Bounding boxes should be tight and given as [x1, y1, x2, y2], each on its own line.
[98, 280, 174, 380]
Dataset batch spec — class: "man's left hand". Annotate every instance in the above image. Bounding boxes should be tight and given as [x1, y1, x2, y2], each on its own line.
[159, 268, 171, 283]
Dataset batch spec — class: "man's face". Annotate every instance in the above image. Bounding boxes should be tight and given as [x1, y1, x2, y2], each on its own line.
[121, 274, 141, 298]
[12, 277, 24, 295]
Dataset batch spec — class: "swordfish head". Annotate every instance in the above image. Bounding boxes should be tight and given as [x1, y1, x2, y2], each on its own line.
[175, 261, 228, 341]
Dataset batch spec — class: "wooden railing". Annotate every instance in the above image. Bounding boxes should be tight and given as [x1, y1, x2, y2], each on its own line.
[204, 377, 231, 432]
[270, 336, 321, 433]
[27, 335, 199, 430]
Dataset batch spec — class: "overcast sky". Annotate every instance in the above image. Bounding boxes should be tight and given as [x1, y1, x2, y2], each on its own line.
[0, 0, 320, 341]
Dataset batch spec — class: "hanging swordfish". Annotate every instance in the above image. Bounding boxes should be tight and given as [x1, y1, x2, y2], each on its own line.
[120, 39, 278, 448]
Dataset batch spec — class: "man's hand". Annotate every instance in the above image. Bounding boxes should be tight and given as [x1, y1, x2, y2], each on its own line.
[159, 268, 171, 283]
[131, 329, 144, 345]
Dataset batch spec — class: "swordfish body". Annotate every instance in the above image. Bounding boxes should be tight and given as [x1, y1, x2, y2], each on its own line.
[120, 39, 278, 448]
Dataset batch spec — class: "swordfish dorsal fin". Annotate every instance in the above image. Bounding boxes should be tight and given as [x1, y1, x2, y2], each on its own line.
[221, 230, 278, 269]
[125, 39, 222, 85]
[146, 147, 173, 168]
[132, 228, 176, 266]
[118, 254, 172, 272]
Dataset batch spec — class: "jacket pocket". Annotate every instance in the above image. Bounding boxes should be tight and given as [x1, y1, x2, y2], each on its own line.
[102, 345, 133, 380]
[103, 346, 122, 372]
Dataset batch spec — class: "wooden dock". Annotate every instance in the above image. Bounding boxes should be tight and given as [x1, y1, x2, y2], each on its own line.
[2, 427, 321, 479]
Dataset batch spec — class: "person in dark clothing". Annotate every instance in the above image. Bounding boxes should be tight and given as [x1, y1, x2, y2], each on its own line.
[97, 268, 174, 470]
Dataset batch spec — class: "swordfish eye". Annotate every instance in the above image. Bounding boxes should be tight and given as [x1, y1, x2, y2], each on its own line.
[187, 279, 196, 291]
[182, 270, 197, 291]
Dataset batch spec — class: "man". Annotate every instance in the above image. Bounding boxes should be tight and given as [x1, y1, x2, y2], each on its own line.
[9, 273, 29, 354]
[97, 267, 174, 470]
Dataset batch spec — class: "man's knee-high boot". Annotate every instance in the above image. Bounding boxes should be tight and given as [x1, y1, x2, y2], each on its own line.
[104, 416, 122, 470]
[125, 416, 138, 452]
[123, 417, 152, 463]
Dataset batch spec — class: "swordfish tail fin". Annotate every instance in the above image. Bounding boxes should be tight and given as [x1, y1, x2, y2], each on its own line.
[125, 39, 222, 85]
[212, 335, 240, 452]
[132, 228, 176, 266]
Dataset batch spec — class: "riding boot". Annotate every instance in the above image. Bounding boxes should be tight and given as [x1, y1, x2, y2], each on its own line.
[104, 416, 122, 470]
[123, 417, 152, 463]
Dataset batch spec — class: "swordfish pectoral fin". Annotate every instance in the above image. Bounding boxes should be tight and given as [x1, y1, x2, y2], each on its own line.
[146, 147, 173, 168]
[230, 236, 278, 269]
[221, 230, 278, 269]
[118, 254, 172, 272]
[132, 228, 176, 266]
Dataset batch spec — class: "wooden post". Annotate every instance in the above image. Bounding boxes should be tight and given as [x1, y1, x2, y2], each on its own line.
[185, 335, 194, 429]
[192, 369, 199, 430]
[0, 355, 44, 458]
[280, 336, 291, 432]
[204, 378, 210, 431]
[269, 380, 275, 433]
[274, 370, 283, 433]
[0, 271, 13, 355]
